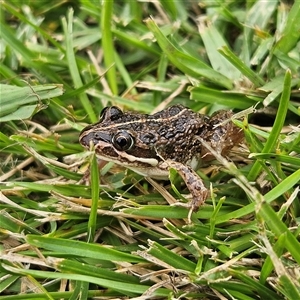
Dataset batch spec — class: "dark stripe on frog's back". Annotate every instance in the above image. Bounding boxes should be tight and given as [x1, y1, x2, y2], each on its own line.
[97, 105, 194, 131]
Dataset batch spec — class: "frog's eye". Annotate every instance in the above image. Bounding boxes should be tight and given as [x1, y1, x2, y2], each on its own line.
[112, 131, 134, 151]
[100, 106, 123, 122]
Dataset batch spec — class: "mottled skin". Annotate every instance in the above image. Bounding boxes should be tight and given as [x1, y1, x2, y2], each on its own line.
[79, 105, 243, 211]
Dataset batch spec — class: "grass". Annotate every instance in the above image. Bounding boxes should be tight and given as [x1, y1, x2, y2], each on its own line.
[1, 1, 300, 299]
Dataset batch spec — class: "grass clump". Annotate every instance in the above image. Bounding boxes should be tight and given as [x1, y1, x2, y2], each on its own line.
[1, 1, 300, 299]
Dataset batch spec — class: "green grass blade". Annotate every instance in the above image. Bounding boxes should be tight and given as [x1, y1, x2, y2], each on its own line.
[145, 18, 233, 89]
[2, 265, 170, 297]
[146, 240, 197, 272]
[26, 235, 144, 263]
[61, 8, 97, 123]
[87, 153, 100, 242]
[257, 204, 300, 265]
[198, 23, 241, 80]
[274, 2, 300, 54]
[101, 0, 118, 95]
[248, 69, 291, 181]
[0, 22, 63, 84]
[219, 45, 265, 87]
[0, 84, 63, 120]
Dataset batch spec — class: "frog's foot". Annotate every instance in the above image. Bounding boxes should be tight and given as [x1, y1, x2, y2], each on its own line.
[186, 175, 208, 212]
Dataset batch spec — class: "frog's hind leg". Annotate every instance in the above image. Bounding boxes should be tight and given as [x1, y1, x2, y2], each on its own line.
[161, 160, 208, 212]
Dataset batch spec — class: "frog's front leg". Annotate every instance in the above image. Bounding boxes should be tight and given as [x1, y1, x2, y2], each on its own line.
[160, 160, 208, 211]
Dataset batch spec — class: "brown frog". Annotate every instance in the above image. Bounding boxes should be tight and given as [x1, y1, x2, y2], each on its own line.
[79, 105, 243, 211]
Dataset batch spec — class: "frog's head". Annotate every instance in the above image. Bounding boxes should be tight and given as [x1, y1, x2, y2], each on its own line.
[79, 106, 169, 179]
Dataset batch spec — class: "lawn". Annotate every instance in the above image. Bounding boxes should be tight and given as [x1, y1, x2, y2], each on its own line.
[0, 1, 300, 299]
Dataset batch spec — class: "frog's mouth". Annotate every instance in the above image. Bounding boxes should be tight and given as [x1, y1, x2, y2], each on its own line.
[94, 142, 169, 180]
[95, 142, 159, 166]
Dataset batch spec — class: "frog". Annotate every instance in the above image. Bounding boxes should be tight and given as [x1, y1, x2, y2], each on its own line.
[79, 104, 243, 212]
